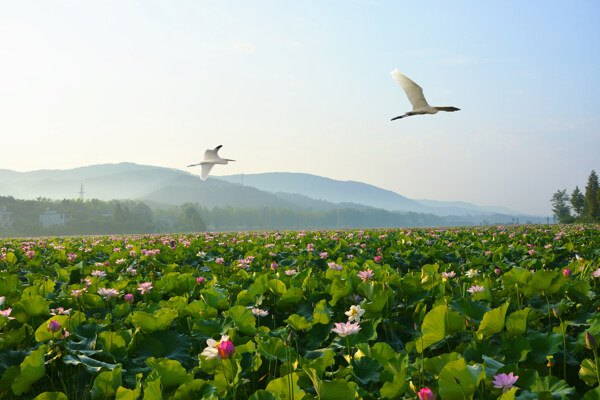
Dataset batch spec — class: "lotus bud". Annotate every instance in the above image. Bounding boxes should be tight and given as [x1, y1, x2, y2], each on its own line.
[417, 387, 436, 400]
[552, 307, 560, 319]
[586, 332, 598, 350]
[47, 320, 62, 333]
[562, 269, 571, 277]
[217, 339, 235, 359]
[124, 293, 134, 303]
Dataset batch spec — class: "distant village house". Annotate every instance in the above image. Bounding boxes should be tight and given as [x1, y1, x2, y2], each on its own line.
[40, 210, 71, 228]
[0, 207, 13, 229]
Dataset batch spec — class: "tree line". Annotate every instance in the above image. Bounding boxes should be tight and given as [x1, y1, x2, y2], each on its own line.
[0, 195, 539, 237]
[550, 170, 600, 223]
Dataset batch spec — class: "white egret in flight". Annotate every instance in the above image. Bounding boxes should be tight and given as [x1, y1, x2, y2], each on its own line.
[187, 145, 235, 180]
[391, 69, 460, 120]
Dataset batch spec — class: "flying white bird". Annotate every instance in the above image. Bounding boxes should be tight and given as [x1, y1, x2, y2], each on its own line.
[187, 145, 235, 180]
[391, 69, 460, 120]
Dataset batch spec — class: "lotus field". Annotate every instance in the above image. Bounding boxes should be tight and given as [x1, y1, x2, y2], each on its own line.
[1, 225, 600, 400]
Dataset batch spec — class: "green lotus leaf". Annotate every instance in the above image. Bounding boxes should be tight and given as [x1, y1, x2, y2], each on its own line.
[98, 331, 130, 361]
[15, 295, 50, 318]
[476, 302, 509, 339]
[423, 352, 463, 376]
[11, 346, 46, 396]
[226, 305, 257, 335]
[351, 357, 382, 385]
[329, 276, 351, 306]
[32, 392, 68, 400]
[505, 308, 530, 338]
[91, 365, 122, 400]
[501, 267, 532, 285]
[579, 358, 599, 387]
[312, 299, 332, 325]
[379, 371, 407, 399]
[258, 337, 287, 362]
[319, 380, 357, 400]
[438, 358, 485, 400]
[265, 373, 305, 400]
[582, 386, 600, 400]
[266, 279, 287, 296]
[115, 372, 142, 400]
[142, 374, 162, 400]
[63, 354, 121, 373]
[249, 390, 277, 400]
[145, 357, 193, 388]
[416, 305, 465, 353]
[530, 376, 574, 399]
[278, 287, 304, 307]
[201, 287, 230, 310]
[284, 314, 311, 331]
[171, 379, 217, 399]
[0, 274, 18, 296]
[526, 332, 562, 364]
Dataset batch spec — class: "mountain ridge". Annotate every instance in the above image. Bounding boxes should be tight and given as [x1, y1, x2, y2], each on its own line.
[0, 162, 542, 220]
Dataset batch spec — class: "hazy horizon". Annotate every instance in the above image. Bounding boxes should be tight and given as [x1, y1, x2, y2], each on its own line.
[1, 1, 599, 216]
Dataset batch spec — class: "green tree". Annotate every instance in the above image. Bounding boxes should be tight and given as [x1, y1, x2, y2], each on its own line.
[550, 189, 573, 223]
[585, 170, 600, 221]
[570, 186, 586, 220]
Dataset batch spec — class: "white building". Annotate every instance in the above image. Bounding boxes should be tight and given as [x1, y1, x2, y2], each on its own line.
[0, 207, 13, 229]
[39, 210, 71, 228]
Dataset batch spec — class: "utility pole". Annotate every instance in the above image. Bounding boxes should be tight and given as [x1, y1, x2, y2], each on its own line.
[79, 183, 85, 201]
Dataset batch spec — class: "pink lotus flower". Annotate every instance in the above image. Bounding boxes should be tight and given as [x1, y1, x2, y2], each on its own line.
[50, 307, 72, 316]
[71, 288, 86, 297]
[593, 268, 600, 278]
[491, 372, 519, 393]
[124, 294, 134, 303]
[47, 320, 62, 333]
[91, 270, 106, 278]
[495, 268, 501, 275]
[0, 308, 14, 319]
[217, 339, 235, 359]
[562, 269, 571, 277]
[319, 252, 328, 259]
[374, 255, 382, 263]
[270, 262, 278, 270]
[137, 282, 153, 295]
[201, 335, 234, 360]
[467, 285, 485, 294]
[441, 271, 456, 280]
[331, 321, 361, 337]
[418, 387, 436, 400]
[98, 288, 119, 299]
[251, 307, 268, 317]
[357, 269, 374, 282]
[197, 277, 205, 285]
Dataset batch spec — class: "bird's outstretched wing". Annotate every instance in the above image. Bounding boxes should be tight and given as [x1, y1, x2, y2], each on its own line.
[200, 163, 215, 180]
[391, 69, 429, 110]
[204, 145, 222, 162]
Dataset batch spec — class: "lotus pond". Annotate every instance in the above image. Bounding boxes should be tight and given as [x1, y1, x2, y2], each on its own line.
[1, 224, 600, 399]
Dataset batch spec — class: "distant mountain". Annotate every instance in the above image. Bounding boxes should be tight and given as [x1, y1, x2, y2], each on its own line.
[218, 173, 428, 212]
[217, 172, 527, 217]
[0, 163, 544, 223]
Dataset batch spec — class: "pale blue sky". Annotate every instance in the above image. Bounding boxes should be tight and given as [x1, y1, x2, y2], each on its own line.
[1, 1, 599, 215]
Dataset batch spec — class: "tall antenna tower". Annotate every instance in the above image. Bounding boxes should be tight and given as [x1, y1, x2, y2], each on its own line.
[78, 183, 85, 201]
